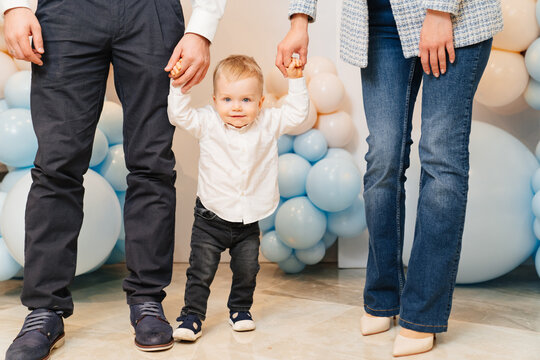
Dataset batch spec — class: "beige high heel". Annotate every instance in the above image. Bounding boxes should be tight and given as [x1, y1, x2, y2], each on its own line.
[392, 332, 435, 357]
[360, 314, 396, 336]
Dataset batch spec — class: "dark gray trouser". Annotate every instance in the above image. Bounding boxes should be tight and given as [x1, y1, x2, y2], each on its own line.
[23, 0, 184, 317]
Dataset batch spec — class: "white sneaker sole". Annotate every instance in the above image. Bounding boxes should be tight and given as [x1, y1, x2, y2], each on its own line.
[173, 327, 202, 342]
[228, 319, 256, 332]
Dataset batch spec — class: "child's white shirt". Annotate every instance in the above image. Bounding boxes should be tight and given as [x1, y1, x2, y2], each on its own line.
[167, 77, 309, 224]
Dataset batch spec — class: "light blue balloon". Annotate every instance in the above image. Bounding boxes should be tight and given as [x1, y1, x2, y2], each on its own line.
[293, 129, 328, 162]
[0, 192, 6, 236]
[275, 196, 327, 250]
[295, 240, 326, 265]
[526, 38, 540, 82]
[278, 134, 294, 155]
[533, 167, 540, 193]
[4, 71, 31, 109]
[536, 141, 540, 162]
[89, 128, 109, 168]
[306, 158, 362, 212]
[0, 109, 37, 167]
[533, 192, 540, 218]
[0, 99, 8, 112]
[278, 253, 305, 274]
[524, 79, 540, 110]
[278, 153, 311, 198]
[327, 195, 367, 238]
[321, 231, 338, 249]
[537, 0, 540, 27]
[536, 247, 540, 278]
[323, 148, 357, 164]
[0, 168, 32, 193]
[259, 198, 283, 233]
[534, 218, 540, 240]
[97, 144, 128, 191]
[117, 191, 126, 240]
[261, 230, 292, 262]
[97, 102, 123, 145]
[105, 239, 126, 264]
[0, 237, 22, 281]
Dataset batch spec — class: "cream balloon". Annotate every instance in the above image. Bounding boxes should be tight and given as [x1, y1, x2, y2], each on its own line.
[304, 56, 337, 84]
[316, 111, 355, 147]
[475, 50, 529, 108]
[0, 52, 18, 98]
[287, 99, 317, 135]
[493, 0, 539, 52]
[265, 66, 289, 98]
[263, 93, 278, 108]
[485, 94, 531, 115]
[0, 26, 6, 53]
[308, 73, 345, 114]
[14, 59, 31, 71]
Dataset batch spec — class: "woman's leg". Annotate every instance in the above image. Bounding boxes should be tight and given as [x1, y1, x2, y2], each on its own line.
[399, 39, 493, 333]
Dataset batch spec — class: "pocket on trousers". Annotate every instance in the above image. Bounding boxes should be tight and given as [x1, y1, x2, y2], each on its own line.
[153, 0, 185, 53]
[194, 206, 217, 221]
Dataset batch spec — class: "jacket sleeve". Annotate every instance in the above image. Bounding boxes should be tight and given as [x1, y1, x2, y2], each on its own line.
[288, 0, 317, 22]
[167, 81, 208, 139]
[422, 0, 460, 15]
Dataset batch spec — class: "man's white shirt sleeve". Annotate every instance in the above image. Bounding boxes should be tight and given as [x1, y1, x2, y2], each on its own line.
[186, 0, 226, 42]
[1, 0, 30, 16]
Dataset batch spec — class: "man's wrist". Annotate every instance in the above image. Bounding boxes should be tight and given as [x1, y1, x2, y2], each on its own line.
[184, 32, 211, 45]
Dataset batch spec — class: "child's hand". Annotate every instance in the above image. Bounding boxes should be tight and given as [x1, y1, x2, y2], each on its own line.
[286, 58, 303, 79]
[170, 58, 183, 78]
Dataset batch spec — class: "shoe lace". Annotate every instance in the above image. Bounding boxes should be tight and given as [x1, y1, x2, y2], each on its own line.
[138, 302, 162, 318]
[21, 311, 59, 333]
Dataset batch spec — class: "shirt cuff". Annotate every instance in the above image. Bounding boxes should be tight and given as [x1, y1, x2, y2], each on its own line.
[423, 0, 460, 15]
[289, 0, 317, 22]
[1, 0, 30, 16]
[288, 77, 307, 94]
[169, 79, 188, 96]
[185, 8, 220, 43]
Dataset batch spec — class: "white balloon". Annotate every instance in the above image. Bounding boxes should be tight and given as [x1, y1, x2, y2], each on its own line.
[493, 0, 539, 52]
[475, 50, 529, 108]
[0, 52, 18, 98]
[403, 122, 538, 284]
[308, 73, 345, 114]
[0, 170, 121, 276]
[265, 66, 288, 98]
[287, 98, 317, 136]
[315, 111, 355, 147]
[97, 101, 123, 145]
[262, 93, 278, 108]
[304, 56, 337, 84]
[14, 58, 31, 71]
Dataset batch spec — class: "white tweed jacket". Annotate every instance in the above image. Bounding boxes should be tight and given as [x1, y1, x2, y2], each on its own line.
[289, 0, 503, 68]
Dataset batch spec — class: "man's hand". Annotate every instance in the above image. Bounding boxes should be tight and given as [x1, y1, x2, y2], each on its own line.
[419, 10, 455, 77]
[276, 14, 309, 77]
[165, 33, 210, 93]
[4, 7, 44, 66]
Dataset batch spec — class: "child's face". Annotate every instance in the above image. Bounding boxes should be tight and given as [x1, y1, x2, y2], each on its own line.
[213, 75, 264, 129]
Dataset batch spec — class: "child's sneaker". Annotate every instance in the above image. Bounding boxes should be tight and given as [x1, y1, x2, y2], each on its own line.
[173, 314, 202, 342]
[228, 311, 256, 332]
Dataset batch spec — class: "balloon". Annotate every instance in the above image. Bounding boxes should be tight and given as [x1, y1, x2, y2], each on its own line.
[97, 101, 123, 145]
[97, 144, 128, 191]
[0, 237, 22, 281]
[316, 111, 355, 148]
[0, 27, 6, 52]
[327, 195, 367, 238]
[0, 99, 8, 112]
[536, 247, 540, 278]
[287, 99, 317, 136]
[14, 59, 31, 71]
[259, 198, 283, 233]
[525, 38, 540, 82]
[89, 128, 109, 168]
[403, 122, 539, 284]
[536, 141, 540, 161]
[0, 191, 6, 235]
[0, 167, 32, 192]
[263, 93, 278, 108]
[475, 50, 529, 108]
[523, 79, 540, 110]
[278, 253, 305, 274]
[308, 73, 345, 114]
[265, 66, 288, 98]
[488, 94, 531, 116]
[261, 230, 293, 262]
[293, 129, 328, 163]
[0, 52, 18, 98]
[295, 240, 326, 265]
[323, 148, 357, 164]
[278, 153, 311, 198]
[306, 158, 362, 212]
[4, 70, 31, 109]
[117, 191, 126, 241]
[277, 134, 294, 155]
[304, 56, 337, 84]
[534, 218, 540, 240]
[275, 196, 327, 250]
[0, 108, 37, 167]
[321, 231, 338, 249]
[532, 167, 540, 193]
[105, 239, 126, 264]
[493, 0, 539, 52]
[0, 170, 121, 276]
[533, 192, 540, 218]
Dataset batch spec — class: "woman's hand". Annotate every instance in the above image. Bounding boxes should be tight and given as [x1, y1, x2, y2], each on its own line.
[419, 10, 455, 77]
[276, 14, 309, 77]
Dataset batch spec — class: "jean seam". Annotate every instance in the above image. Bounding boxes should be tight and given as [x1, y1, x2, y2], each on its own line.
[365, 304, 400, 312]
[400, 317, 447, 328]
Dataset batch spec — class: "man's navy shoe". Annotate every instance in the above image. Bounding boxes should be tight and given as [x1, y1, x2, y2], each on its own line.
[129, 302, 173, 352]
[5, 308, 65, 360]
[173, 314, 202, 342]
[229, 311, 256, 332]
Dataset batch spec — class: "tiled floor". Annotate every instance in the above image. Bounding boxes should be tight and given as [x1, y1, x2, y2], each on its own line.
[1, 263, 539, 359]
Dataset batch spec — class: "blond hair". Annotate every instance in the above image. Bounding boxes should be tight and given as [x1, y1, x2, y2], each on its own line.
[213, 55, 264, 94]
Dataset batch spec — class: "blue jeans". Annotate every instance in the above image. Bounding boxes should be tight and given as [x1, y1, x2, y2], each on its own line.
[361, 0, 492, 333]
[181, 198, 260, 320]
